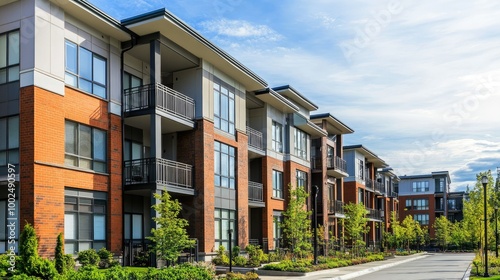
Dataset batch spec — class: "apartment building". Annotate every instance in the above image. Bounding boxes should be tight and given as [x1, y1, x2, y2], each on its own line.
[310, 114, 353, 243]
[397, 171, 460, 238]
[0, 0, 347, 264]
[343, 145, 399, 249]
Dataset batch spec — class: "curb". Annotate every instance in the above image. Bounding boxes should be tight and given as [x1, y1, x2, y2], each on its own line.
[327, 254, 429, 280]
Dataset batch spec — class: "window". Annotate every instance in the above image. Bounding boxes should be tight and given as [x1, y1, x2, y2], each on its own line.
[413, 199, 429, 210]
[0, 30, 19, 84]
[214, 208, 236, 250]
[358, 189, 364, 204]
[405, 199, 412, 210]
[294, 129, 308, 159]
[271, 121, 283, 152]
[0, 116, 19, 166]
[273, 214, 284, 249]
[124, 214, 143, 240]
[214, 82, 235, 134]
[272, 170, 283, 198]
[65, 40, 107, 98]
[413, 214, 429, 225]
[65, 121, 107, 172]
[64, 189, 107, 254]
[448, 199, 457, 210]
[123, 72, 142, 90]
[214, 141, 235, 189]
[124, 140, 143, 161]
[436, 178, 445, 192]
[0, 186, 19, 253]
[296, 170, 307, 189]
[412, 181, 429, 192]
[357, 159, 364, 180]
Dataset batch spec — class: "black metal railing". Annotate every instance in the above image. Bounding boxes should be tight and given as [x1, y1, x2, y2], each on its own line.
[374, 181, 385, 194]
[124, 158, 193, 189]
[124, 83, 195, 121]
[326, 156, 347, 173]
[248, 181, 264, 202]
[247, 126, 264, 150]
[329, 200, 344, 215]
[366, 208, 382, 220]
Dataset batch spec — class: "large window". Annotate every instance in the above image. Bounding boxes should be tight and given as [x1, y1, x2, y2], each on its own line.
[412, 181, 429, 192]
[272, 170, 283, 198]
[214, 141, 235, 189]
[271, 121, 283, 152]
[413, 199, 429, 210]
[213, 82, 235, 134]
[436, 178, 445, 192]
[0, 30, 19, 84]
[64, 189, 107, 254]
[214, 208, 236, 250]
[124, 213, 143, 241]
[405, 199, 412, 210]
[357, 159, 364, 180]
[123, 72, 142, 90]
[0, 116, 19, 166]
[296, 170, 307, 189]
[293, 129, 308, 159]
[273, 213, 283, 249]
[65, 121, 107, 173]
[413, 214, 429, 225]
[0, 186, 19, 253]
[65, 40, 107, 98]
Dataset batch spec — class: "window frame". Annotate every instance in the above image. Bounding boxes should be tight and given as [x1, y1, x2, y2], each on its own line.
[0, 115, 19, 167]
[296, 170, 307, 190]
[412, 181, 429, 192]
[293, 128, 308, 159]
[272, 170, 283, 198]
[213, 82, 235, 135]
[413, 214, 429, 225]
[65, 40, 107, 98]
[271, 121, 283, 152]
[64, 120, 107, 173]
[214, 208, 237, 250]
[0, 29, 20, 84]
[413, 199, 429, 210]
[273, 214, 284, 249]
[214, 141, 236, 189]
[64, 189, 107, 254]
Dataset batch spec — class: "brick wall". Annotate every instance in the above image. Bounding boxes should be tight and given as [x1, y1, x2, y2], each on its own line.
[262, 156, 286, 250]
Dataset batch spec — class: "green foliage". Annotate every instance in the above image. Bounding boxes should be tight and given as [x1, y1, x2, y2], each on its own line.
[55, 233, 64, 274]
[281, 184, 312, 259]
[133, 250, 150, 267]
[221, 271, 259, 280]
[262, 259, 312, 272]
[148, 191, 195, 263]
[212, 245, 229, 266]
[97, 248, 119, 268]
[0, 253, 19, 277]
[232, 255, 247, 266]
[30, 258, 58, 280]
[19, 223, 39, 275]
[433, 216, 452, 250]
[342, 202, 369, 257]
[77, 249, 100, 267]
[244, 244, 265, 267]
[62, 254, 75, 273]
[231, 246, 240, 257]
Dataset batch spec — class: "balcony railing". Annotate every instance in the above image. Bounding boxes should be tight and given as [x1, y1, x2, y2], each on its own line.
[247, 126, 264, 150]
[327, 156, 347, 173]
[365, 179, 373, 190]
[248, 181, 264, 202]
[124, 83, 195, 121]
[374, 181, 385, 194]
[389, 191, 398, 198]
[329, 200, 344, 215]
[366, 208, 382, 220]
[124, 157, 193, 189]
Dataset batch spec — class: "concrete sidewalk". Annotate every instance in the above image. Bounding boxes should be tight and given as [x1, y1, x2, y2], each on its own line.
[256, 253, 430, 280]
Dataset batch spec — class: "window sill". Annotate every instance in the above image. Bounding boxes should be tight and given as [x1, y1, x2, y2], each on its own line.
[271, 197, 285, 201]
[64, 84, 108, 101]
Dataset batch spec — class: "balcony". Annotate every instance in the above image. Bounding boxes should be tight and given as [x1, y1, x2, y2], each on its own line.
[124, 157, 194, 195]
[328, 200, 345, 217]
[123, 83, 195, 130]
[310, 156, 348, 178]
[365, 179, 373, 191]
[374, 181, 385, 195]
[366, 208, 382, 221]
[389, 191, 398, 199]
[248, 181, 265, 207]
[247, 126, 265, 158]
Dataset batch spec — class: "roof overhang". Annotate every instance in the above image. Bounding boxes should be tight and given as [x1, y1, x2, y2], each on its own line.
[0, 0, 18, 8]
[273, 85, 318, 111]
[310, 113, 354, 135]
[343, 145, 388, 168]
[122, 9, 267, 91]
[254, 88, 299, 113]
[51, 0, 135, 41]
[293, 113, 327, 137]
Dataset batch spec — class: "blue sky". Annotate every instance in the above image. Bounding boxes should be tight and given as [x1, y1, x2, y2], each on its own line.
[88, 0, 500, 191]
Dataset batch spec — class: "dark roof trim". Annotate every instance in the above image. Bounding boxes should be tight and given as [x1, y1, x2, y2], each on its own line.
[122, 8, 267, 87]
[254, 88, 300, 111]
[310, 113, 354, 133]
[74, 0, 138, 38]
[272, 85, 318, 110]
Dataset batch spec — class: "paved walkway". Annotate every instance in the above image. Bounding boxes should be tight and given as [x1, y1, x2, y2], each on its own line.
[256, 253, 443, 280]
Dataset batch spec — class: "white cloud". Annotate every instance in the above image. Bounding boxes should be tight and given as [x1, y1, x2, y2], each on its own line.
[199, 19, 283, 41]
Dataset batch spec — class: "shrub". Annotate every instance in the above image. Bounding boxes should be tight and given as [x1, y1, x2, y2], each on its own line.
[19, 223, 39, 275]
[77, 249, 100, 267]
[30, 258, 58, 280]
[145, 262, 215, 280]
[133, 250, 150, 267]
[212, 245, 229, 266]
[232, 246, 240, 257]
[55, 233, 65, 274]
[233, 255, 247, 266]
[63, 254, 75, 273]
[245, 244, 265, 267]
[267, 252, 282, 262]
[262, 259, 312, 272]
[97, 248, 119, 268]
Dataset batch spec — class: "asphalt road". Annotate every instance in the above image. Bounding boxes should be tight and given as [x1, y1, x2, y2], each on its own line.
[351, 253, 475, 280]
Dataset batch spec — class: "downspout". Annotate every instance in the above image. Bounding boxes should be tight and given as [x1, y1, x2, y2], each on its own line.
[120, 34, 137, 266]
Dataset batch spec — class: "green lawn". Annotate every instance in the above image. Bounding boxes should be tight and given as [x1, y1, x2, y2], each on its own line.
[471, 276, 500, 279]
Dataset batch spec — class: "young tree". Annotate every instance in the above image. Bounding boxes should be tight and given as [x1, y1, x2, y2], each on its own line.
[401, 215, 418, 251]
[55, 233, 65, 274]
[434, 216, 451, 251]
[19, 223, 39, 275]
[282, 184, 312, 259]
[148, 191, 195, 264]
[342, 202, 369, 257]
